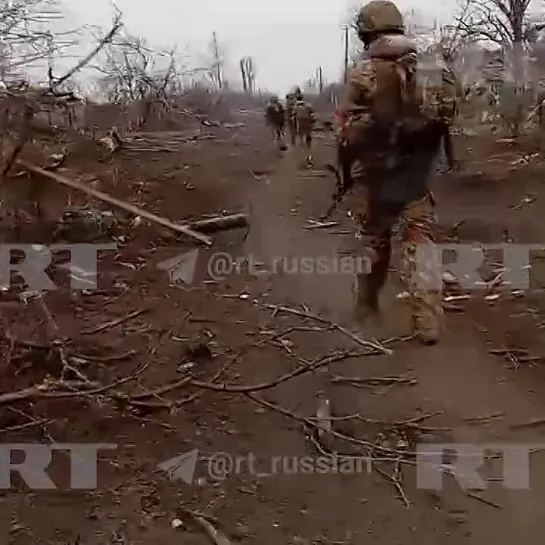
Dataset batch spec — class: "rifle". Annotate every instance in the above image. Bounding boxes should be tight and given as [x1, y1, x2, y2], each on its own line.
[323, 117, 453, 219]
[323, 138, 354, 219]
[323, 121, 400, 219]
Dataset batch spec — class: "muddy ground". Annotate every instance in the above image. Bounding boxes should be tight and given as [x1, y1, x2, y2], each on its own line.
[1, 106, 545, 544]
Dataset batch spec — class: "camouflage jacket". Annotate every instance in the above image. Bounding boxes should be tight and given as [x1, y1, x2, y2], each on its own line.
[338, 34, 458, 144]
[295, 100, 316, 124]
[265, 101, 284, 118]
[285, 93, 297, 119]
[418, 56, 458, 123]
[265, 100, 284, 122]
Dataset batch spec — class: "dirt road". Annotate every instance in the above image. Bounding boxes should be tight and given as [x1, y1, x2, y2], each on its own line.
[3, 111, 545, 544]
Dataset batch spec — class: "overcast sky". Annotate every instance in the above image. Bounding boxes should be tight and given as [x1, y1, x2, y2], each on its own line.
[62, 0, 461, 94]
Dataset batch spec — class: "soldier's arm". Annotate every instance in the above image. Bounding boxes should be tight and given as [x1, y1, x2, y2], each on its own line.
[338, 62, 375, 137]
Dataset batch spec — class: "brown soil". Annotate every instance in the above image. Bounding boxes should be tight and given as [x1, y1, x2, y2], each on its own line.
[1, 110, 545, 544]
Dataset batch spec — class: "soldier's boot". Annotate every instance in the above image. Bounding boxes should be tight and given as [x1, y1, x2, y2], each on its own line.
[305, 140, 313, 166]
[288, 122, 296, 146]
[276, 127, 287, 151]
[353, 253, 388, 320]
[411, 292, 442, 345]
[412, 314, 439, 345]
[353, 273, 379, 319]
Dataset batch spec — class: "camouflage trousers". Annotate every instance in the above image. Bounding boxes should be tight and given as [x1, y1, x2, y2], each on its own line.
[296, 118, 313, 148]
[269, 122, 284, 146]
[351, 185, 442, 335]
[286, 115, 297, 145]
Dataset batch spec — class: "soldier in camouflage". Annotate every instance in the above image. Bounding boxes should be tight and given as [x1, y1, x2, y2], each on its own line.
[285, 86, 302, 145]
[294, 97, 316, 165]
[264, 94, 285, 147]
[338, 0, 458, 344]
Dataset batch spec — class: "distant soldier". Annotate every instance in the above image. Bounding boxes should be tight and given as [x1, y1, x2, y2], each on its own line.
[285, 86, 302, 145]
[294, 98, 316, 165]
[264, 95, 285, 147]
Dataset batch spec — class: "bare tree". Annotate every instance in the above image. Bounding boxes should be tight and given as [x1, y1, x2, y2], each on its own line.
[96, 31, 180, 102]
[455, 0, 535, 80]
[239, 58, 247, 92]
[453, 0, 545, 135]
[91, 25, 188, 130]
[239, 56, 255, 93]
[210, 31, 223, 90]
[0, 0, 79, 82]
[304, 77, 316, 92]
[316, 66, 324, 93]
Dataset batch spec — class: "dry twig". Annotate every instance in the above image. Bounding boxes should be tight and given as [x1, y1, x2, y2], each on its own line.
[259, 302, 393, 355]
[81, 308, 148, 335]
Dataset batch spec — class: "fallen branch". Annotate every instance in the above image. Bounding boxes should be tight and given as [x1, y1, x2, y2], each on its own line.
[260, 302, 393, 355]
[310, 411, 448, 432]
[0, 363, 148, 406]
[189, 350, 367, 393]
[81, 308, 148, 335]
[0, 418, 53, 435]
[305, 219, 339, 230]
[509, 417, 545, 430]
[464, 412, 504, 423]
[2, 104, 34, 180]
[180, 510, 232, 545]
[188, 213, 249, 233]
[245, 392, 411, 456]
[466, 492, 502, 509]
[331, 374, 417, 386]
[74, 349, 138, 363]
[375, 462, 411, 508]
[120, 361, 227, 410]
[15, 160, 213, 246]
[34, 294, 91, 384]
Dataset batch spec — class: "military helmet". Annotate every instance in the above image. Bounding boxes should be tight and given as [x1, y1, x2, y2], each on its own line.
[356, 0, 404, 38]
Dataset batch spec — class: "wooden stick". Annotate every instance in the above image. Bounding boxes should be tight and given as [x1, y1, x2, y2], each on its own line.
[189, 213, 249, 233]
[15, 159, 213, 246]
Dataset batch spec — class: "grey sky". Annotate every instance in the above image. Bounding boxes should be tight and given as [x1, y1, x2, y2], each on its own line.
[64, 0, 459, 94]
